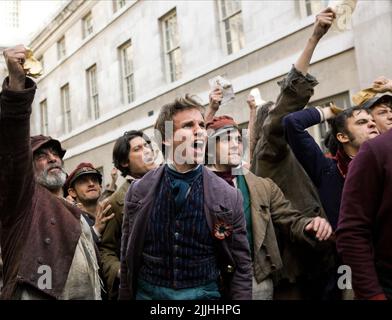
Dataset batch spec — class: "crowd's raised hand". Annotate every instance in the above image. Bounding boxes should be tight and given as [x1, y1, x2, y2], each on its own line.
[3, 44, 27, 90]
[372, 76, 392, 93]
[312, 7, 336, 40]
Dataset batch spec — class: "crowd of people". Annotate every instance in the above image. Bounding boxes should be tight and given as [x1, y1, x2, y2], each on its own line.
[0, 8, 391, 300]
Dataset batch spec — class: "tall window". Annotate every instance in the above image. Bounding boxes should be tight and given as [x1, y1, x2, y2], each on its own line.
[113, 0, 127, 12]
[161, 9, 182, 82]
[9, 0, 19, 28]
[40, 99, 48, 135]
[119, 41, 135, 104]
[87, 64, 99, 119]
[57, 36, 66, 60]
[61, 84, 71, 133]
[218, 0, 244, 55]
[0, 0, 20, 29]
[304, 0, 329, 16]
[82, 12, 93, 38]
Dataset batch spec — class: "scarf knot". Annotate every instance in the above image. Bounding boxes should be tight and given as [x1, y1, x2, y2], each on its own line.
[166, 165, 202, 210]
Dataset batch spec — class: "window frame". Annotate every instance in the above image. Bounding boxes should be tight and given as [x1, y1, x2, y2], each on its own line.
[160, 8, 182, 82]
[113, 0, 127, 13]
[217, 0, 245, 55]
[57, 36, 66, 60]
[300, 0, 330, 17]
[82, 11, 94, 39]
[86, 64, 99, 120]
[61, 83, 72, 134]
[10, 0, 20, 28]
[40, 99, 48, 135]
[118, 40, 135, 104]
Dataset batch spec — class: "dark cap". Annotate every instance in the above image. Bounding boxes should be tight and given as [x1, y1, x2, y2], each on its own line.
[31, 135, 66, 159]
[359, 94, 392, 110]
[64, 162, 102, 191]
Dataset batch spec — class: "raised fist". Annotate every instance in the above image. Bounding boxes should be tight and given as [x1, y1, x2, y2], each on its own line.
[312, 8, 336, 40]
[3, 44, 27, 90]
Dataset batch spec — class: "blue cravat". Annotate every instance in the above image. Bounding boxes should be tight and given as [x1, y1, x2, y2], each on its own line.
[166, 164, 202, 211]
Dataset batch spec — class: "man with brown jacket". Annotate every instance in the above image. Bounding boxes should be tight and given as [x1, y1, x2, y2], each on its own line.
[100, 130, 157, 299]
[206, 115, 333, 299]
[0, 45, 102, 299]
[250, 8, 337, 299]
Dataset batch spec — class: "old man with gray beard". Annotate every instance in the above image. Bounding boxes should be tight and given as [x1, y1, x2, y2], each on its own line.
[0, 44, 102, 300]
[31, 135, 68, 195]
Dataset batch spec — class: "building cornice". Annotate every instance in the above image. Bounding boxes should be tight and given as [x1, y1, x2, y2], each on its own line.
[29, 0, 83, 52]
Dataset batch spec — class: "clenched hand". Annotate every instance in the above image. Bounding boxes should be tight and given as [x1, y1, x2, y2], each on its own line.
[3, 44, 27, 91]
[312, 8, 336, 41]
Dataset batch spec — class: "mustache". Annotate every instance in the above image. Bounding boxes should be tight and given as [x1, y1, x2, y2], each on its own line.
[44, 163, 66, 175]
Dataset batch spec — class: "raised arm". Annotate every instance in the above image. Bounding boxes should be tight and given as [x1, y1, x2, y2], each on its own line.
[5, 45, 27, 91]
[0, 45, 36, 222]
[256, 8, 335, 162]
[246, 95, 257, 165]
[283, 107, 336, 186]
[205, 86, 223, 123]
[295, 8, 336, 75]
[371, 76, 392, 93]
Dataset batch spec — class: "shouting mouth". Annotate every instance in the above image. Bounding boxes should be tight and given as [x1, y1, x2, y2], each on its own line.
[192, 140, 205, 153]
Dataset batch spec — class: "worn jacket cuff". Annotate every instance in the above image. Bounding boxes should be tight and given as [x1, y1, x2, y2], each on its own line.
[2, 76, 36, 95]
[278, 65, 319, 92]
[1, 77, 36, 119]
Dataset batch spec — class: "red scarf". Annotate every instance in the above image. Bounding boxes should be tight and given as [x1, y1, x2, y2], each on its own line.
[334, 148, 352, 179]
[214, 171, 235, 187]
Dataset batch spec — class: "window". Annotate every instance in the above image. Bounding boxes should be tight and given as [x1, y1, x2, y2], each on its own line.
[309, 92, 351, 152]
[303, 0, 329, 16]
[61, 84, 71, 133]
[113, 0, 127, 12]
[57, 36, 66, 60]
[82, 12, 93, 38]
[40, 99, 48, 135]
[86, 64, 99, 119]
[218, 0, 244, 55]
[119, 41, 135, 104]
[161, 9, 182, 82]
[9, 0, 19, 28]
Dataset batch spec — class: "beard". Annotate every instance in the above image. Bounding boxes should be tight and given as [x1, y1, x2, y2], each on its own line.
[36, 163, 67, 190]
[79, 197, 100, 206]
